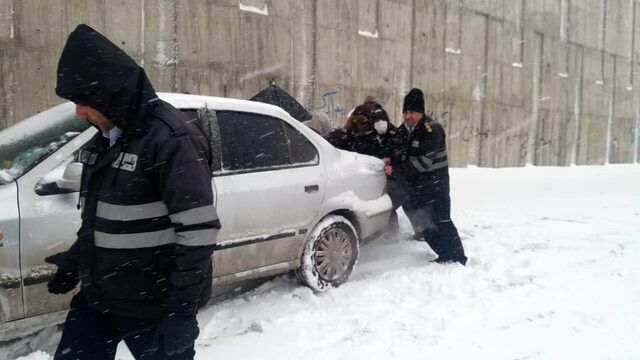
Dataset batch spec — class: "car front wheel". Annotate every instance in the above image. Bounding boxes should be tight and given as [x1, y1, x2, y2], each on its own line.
[298, 215, 359, 292]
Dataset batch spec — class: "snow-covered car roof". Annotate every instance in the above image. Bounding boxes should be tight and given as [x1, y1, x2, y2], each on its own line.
[158, 92, 296, 122]
[158, 92, 336, 154]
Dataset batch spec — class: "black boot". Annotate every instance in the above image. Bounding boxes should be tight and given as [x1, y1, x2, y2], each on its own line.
[430, 256, 467, 266]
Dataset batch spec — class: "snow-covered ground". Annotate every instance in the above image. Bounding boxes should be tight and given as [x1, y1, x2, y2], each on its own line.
[16, 164, 640, 360]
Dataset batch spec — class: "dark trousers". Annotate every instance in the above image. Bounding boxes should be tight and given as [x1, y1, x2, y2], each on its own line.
[405, 195, 467, 264]
[54, 294, 195, 360]
[385, 177, 408, 235]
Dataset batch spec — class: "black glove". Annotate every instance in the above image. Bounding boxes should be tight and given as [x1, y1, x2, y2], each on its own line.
[152, 314, 199, 356]
[44, 252, 79, 294]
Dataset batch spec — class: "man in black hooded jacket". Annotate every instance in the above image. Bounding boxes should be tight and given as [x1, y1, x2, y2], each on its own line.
[390, 88, 467, 265]
[46, 24, 219, 359]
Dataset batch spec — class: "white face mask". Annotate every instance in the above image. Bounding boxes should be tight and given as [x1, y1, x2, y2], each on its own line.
[374, 120, 388, 134]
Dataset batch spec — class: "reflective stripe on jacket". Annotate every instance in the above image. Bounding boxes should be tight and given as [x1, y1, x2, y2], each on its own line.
[75, 102, 219, 318]
[392, 116, 451, 205]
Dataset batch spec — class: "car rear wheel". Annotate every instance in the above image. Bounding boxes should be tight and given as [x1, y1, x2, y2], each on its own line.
[298, 215, 359, 292]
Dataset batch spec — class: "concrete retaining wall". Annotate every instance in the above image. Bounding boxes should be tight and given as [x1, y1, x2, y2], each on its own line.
[1, 0, 639, 166]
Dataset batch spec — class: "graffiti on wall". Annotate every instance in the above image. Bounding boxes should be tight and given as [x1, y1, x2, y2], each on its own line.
[461, 126, 490, 142]
[311, 90, 347, 116]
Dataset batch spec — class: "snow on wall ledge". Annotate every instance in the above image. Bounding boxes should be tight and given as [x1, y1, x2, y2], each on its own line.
[358, 29, 379, 39]
[239, 2, 268, 16]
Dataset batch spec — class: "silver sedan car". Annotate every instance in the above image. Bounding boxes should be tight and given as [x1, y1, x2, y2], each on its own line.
[0, 93, 392, 341]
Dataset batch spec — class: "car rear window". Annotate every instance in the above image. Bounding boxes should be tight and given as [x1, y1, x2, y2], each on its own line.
[283, 122, 318, 164]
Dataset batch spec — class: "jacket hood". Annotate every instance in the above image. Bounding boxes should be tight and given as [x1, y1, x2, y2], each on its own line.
[56, 24, 159, 136]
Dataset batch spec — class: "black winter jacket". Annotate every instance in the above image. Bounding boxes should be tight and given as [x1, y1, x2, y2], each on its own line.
[325, 128, 355, 150]
[391, 116, 450, 207]
[351, 124, 400, 159]
[55, 24, 219, 319]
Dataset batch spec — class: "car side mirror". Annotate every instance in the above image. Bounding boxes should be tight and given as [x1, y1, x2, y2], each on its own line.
[56, 162, 83, 192]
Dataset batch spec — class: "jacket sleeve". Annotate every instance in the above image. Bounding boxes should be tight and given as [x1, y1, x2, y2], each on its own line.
[150, 132, 220, 315]
[405, 125, 446, 175]
[380, 127, 400, 159]
[387, 127, 408, 165]
[421, 124, 448, 172]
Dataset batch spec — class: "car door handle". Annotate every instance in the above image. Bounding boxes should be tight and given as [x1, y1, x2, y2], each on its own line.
[304, 185, 319, 193]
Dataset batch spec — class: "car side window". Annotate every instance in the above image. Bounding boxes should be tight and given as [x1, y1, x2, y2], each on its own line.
[283, 122, 318, 165]
[217, 111, 290, 171]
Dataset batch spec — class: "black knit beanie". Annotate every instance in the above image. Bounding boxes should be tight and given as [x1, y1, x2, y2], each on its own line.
[403, 88, 425, 113]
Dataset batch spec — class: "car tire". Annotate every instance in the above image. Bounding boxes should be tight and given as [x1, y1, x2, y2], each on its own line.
[297, 215, 359, 292]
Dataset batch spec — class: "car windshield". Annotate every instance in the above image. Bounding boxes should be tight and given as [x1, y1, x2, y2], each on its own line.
[0, 103, 90, 185]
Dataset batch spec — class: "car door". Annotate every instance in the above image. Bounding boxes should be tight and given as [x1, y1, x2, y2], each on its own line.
[211, 110, 326, 281]
[0, 182, 23, 323]
[11, 106, 95, 319]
